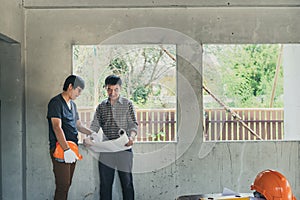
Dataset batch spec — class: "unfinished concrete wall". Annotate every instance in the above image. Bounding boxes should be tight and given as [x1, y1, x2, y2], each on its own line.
[0, 0, 23, 42]
[0, 0, 25, 200]
[0, 41, 25, 200]
[283, 45, 300, 140]
[24, 2, 300, 200]
[23, 0, 300, 7]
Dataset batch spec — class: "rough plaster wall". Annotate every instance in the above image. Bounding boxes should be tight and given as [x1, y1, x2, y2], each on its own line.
[23, 0, 300, 7]
[0, 0, 24, 42]
[25, 7, 300, 200]
[0, 1, 26, 200]
[283, 45, 300, 140]
[0, 41, 25, 200]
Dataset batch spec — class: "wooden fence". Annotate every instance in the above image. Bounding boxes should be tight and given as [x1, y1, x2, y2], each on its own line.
[78, 108, 177, 142]
[136, 109, 176, 142]
[78, 107, 284, 142]
[204, 108, 284, 141]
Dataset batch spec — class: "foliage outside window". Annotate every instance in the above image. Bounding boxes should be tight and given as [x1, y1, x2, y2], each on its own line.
[73, 45, 177, 142]
[203, 44, 284, 141]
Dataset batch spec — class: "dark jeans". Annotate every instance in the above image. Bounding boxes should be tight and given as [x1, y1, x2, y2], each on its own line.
[99, 149, 134, 200]
[50, 148, 76, 200]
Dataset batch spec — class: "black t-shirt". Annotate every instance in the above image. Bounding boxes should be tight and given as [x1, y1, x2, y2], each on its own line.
[47, 94, 79, 149]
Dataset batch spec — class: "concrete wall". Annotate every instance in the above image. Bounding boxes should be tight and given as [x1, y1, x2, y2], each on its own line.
[0, 0, 25, 200]
[0, 0, 23, 42]
[23, 0, 300, 7]
[283, 45, 300, 140]
[0, 41, 25, 200]
[24, 3, 300, 200]
[2, 1, 300, 199]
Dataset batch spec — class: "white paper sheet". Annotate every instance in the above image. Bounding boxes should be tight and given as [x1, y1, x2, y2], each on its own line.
[222, 187, 240, 196]
[87, 131, 131, 152]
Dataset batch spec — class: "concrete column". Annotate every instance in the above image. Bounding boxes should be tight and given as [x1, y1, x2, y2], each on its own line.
[283, 44, 300, 140]
[0, 39, 25, 200]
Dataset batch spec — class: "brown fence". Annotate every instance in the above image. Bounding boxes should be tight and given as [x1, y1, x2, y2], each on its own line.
[78, 107, 284, 142]
[136, 109, 176, 142]
[204, 108, 284, 141]
[78, 108, 177, 142]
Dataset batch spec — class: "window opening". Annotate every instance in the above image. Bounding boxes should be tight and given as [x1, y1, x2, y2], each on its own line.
[72, 44, 177, 143]
[203, 44, 284, 141]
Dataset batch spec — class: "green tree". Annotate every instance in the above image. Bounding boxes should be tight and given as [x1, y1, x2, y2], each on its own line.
[108, 57, 128, 75]
[203, 44, 283, 108]
[106, 45, 176, 108]
[73, 45, 176, 108]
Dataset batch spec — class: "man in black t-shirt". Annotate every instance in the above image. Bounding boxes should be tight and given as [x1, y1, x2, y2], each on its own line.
[47, 75, 95, 200]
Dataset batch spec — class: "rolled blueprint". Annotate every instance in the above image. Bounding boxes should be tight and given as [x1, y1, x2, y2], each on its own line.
[87, 129, 131, 152]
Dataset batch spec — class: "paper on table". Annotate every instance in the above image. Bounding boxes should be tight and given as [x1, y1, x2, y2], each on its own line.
[87, 131, 131, 153]
[222, 187, 240, 196]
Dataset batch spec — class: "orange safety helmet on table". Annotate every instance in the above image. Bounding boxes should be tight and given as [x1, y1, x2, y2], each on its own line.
[251, 169, 296, 200]
[53, 141, 83, 161]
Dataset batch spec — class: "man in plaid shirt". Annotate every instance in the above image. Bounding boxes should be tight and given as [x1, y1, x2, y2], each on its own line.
[90, 75, 138, 200]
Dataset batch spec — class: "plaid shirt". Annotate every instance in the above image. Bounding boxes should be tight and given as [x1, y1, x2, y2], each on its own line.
[90, 96, 138, 140]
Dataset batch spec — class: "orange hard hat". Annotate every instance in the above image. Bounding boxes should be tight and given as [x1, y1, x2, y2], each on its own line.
[250, 169, 296, 200]
[53, 141, 83, 161]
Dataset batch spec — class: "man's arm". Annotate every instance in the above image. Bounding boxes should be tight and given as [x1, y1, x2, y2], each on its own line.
[51, 117, 69, 151]
[90, 105, 101, 132]
[128, 102, 138, 137]
[52, 117, 79, 163]
[125, 102, 138, 146]
[76, 120, 94, 135]
[125, 132, 136, 146]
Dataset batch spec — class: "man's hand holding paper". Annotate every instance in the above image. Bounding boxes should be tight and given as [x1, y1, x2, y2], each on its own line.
[83, 129, 132, 152]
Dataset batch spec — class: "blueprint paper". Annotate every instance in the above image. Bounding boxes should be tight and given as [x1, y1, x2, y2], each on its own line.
[87, 132, 131, 152]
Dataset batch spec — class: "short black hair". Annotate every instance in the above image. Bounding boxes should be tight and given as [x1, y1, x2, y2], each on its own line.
[105, 75, 122, 86]
[63, 75, 85, 91]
